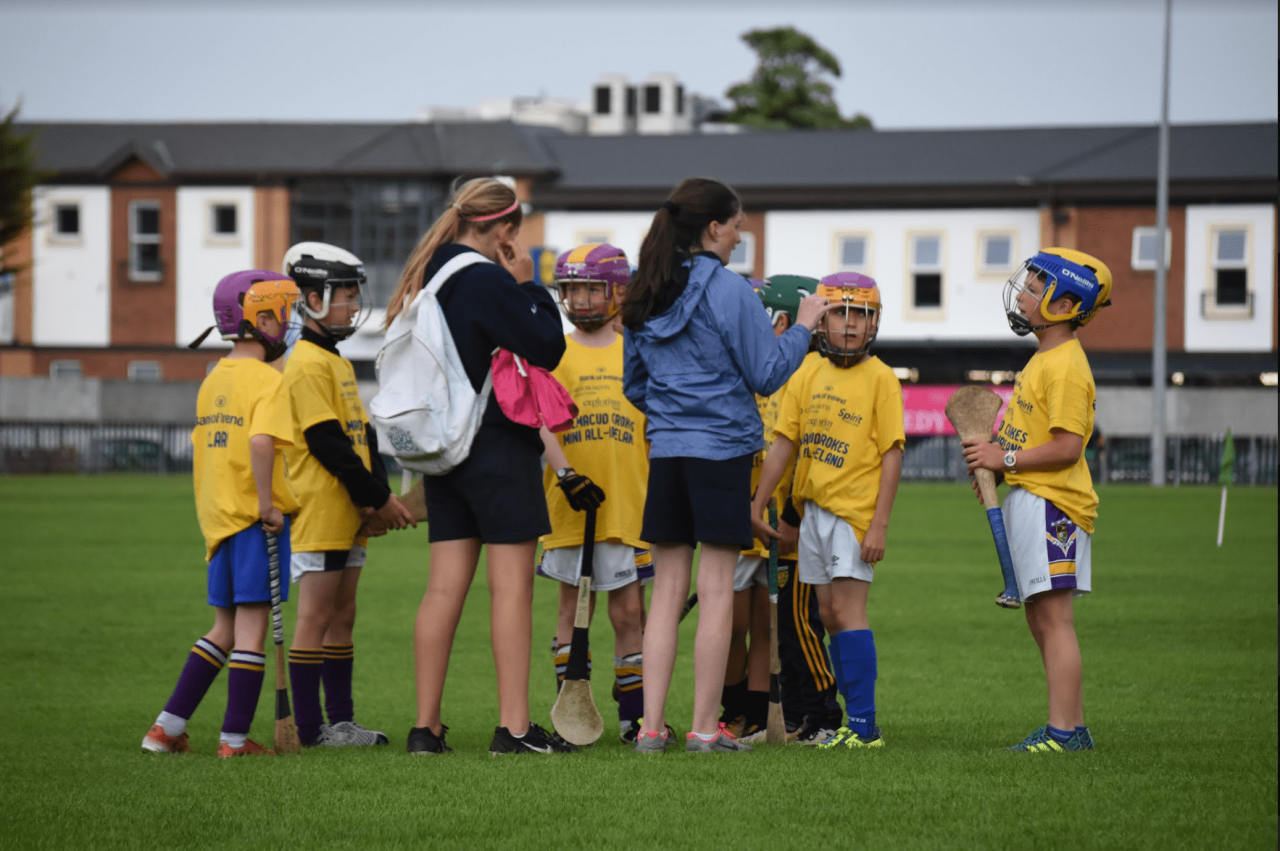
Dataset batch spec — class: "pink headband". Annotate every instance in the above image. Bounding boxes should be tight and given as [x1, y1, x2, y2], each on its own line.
[467, 200, 521, 222]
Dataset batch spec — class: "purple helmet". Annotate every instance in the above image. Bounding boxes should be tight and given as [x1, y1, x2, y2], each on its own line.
[554, 243, 630, 331]
[189, 269, 297, 351]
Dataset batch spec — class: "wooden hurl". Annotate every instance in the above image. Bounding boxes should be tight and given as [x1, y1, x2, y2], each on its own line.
[944, 386, 1021, 609]
[549, 505, 605, 745]
[765, 499, 786, 744]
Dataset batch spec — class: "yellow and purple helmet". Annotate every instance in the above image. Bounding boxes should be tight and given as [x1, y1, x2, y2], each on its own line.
[188, 269, 297, 354]
[1003, 247, 1113, 336]
[554, 243, 630, 331]
[815, 272, 882, 365]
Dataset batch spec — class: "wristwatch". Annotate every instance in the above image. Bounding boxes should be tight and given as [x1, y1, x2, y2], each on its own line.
[1003, 451, 1018, 474]
[556, 467, 575, 481]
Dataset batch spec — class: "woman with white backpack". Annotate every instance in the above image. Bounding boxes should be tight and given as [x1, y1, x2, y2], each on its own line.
[382, 177, 575, 755]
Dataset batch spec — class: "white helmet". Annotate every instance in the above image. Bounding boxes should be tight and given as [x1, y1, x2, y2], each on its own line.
[283, 241, 370, 341]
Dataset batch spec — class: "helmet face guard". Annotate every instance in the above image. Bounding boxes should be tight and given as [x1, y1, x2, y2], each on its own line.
[241, 279, 301, 361]
[283, 242, 370, 342]
[300, 277, 371, 342]
[554, 243, 629, 332]
[816, 273, 882, 367]
[1003, 248, 1112, 337]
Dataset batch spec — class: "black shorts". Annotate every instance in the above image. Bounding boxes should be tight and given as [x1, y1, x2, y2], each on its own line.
[423, 425, 551, 544]
[641, 453, 754, 550]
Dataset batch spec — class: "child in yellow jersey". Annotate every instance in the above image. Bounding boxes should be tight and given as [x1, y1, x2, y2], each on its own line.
[751, 272, 904, 749]
[961, 248, 1113, 754]
[143, 271, 300, 758]
[281, 242, 417, 749]
[538, 243, 652, 744]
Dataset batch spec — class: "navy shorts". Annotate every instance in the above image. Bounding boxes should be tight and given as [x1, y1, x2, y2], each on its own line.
[424, 424, 551, 544]
[641, 453, 754, 550]
[207, 517, 291, 608]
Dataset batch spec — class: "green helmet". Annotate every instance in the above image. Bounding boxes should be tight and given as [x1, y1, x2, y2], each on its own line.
[757, 275, 818, 325]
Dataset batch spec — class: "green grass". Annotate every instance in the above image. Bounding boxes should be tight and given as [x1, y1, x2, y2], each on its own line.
[0, 477, 1275, 850]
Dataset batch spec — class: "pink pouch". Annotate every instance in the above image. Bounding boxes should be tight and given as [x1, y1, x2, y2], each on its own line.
[491, 349, 578, 433]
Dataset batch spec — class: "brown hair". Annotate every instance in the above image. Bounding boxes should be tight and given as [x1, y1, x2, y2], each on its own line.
[621, 177, 741, 331]
[385, 177, 523, 326]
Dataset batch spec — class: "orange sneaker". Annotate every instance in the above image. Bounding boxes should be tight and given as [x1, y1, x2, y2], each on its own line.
[142, 724, 192, 754]
[216, 738, 275, 758]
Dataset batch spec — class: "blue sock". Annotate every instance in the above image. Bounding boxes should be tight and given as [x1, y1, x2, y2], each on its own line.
[1074, 725, 1088, 733]
[833, 630, 877, 738]
[1047, 725, 1073, 744]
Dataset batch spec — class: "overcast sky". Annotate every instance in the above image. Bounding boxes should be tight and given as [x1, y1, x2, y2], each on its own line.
[1, 0, 1275, 129]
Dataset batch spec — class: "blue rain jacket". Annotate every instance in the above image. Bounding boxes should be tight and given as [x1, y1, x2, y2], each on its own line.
[623, 254, 811, 460]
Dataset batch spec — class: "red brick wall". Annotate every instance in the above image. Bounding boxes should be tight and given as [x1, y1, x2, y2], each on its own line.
[110, 160, 177, 346]
[27, 347, 220, 381]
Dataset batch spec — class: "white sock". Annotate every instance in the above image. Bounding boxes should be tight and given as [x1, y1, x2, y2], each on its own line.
[511, 727, 529, 739]
[156, 711, 187, 737]
[220, 731, 247, 749]
[693, 730, 718, 742]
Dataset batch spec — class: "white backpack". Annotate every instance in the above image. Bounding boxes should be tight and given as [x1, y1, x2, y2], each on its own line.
[369, 253, 492, 475]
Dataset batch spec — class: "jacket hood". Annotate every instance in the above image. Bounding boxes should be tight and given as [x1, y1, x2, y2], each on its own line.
[635, 255, 718, 341]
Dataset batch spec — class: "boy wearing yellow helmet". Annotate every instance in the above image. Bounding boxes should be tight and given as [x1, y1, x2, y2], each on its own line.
[961, 247, 1113, 753]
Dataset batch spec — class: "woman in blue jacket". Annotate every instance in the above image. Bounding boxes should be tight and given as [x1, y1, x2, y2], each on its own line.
[622, 177, 831, 753]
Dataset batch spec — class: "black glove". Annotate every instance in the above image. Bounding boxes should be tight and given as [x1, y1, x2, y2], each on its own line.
[557, 469, 605, 512]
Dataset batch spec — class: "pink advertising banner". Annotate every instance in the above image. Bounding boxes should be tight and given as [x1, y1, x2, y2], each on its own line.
[901, 385, 1015, 436]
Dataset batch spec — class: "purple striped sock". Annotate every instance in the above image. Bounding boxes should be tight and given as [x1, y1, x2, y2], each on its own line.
[290, 647, 325, 744]
[322, 643, 354, 724]
[221, 650, 265, 736]
[614, 653, 643, 724]
[162, 638, 227, 721]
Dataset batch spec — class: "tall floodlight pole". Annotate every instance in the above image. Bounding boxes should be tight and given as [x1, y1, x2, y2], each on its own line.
[1151, 0, 1172, 486]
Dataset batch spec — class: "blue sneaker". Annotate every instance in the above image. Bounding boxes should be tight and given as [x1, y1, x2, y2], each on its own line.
[1007, 726, 1070, 753]
[1065, 727, 1095, 751]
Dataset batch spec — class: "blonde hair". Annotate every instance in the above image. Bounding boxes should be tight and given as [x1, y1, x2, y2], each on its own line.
[385, 177, 523, 326]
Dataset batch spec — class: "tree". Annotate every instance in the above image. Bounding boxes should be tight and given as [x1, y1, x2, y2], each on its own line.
[724, 27, 872, 130]
[0, 101, 46, 277]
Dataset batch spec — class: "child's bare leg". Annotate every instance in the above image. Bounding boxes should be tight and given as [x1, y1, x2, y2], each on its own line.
[691, 544, 737, 735]
[232, 603, 269, 652]
[487, 541, 537, 733]
[827, 577, 869, 632]
[1027, 589, 1083, 729]
[640, 544, 693, 736]
[607, 584, 643, 658]
[746, 583, 771, 692]
[555, 582, 577, 648]
[414, 538, 481, 732]
[725, 588, 751, 686]
[323, 566, 361, 645]
[294, 570, 343, 648]
[205, 606, 236, 652]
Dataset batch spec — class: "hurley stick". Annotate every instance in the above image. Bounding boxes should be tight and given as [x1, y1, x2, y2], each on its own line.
[765, 499, 786, 744]
[945, 386, 1021, 609]
[267, 531, 301, 754]
[549, 505, 604, 745]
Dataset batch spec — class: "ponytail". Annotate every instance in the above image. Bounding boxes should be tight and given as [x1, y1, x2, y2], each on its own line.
[385, 177, 523, 326]
[622, 177, 740, 331]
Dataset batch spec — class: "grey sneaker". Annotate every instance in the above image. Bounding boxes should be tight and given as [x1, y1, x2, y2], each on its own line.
[311, 722, 387, 747]
[632, 730, 671, 754]
[685, 723, 753, 753]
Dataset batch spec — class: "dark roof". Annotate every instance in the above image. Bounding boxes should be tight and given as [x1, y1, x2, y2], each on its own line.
[19, 121, 559, 179]
[535, 122, 1278, 208]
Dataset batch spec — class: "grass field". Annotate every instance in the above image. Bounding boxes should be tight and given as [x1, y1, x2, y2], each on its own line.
[0, 476, 1275, 850]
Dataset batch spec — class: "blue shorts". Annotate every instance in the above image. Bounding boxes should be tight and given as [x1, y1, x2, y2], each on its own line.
[207, 518, 291, 608]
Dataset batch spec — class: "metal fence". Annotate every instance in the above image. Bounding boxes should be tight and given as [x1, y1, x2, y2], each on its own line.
[1, 420, 1276, 486]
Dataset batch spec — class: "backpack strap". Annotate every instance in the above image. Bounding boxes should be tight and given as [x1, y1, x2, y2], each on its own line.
[423, 252, 492, 298]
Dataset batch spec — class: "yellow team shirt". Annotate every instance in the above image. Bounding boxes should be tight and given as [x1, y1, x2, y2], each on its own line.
[775, 354, 906, 536]
[283, 340, 373, 552]
[541, 335, 648, 550]
[744, 382, 799, 559]
[191, 358, 299, 561]
[998, 339, 1098, 533]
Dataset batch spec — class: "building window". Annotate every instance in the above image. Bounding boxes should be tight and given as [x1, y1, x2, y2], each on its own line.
[49, 359, 82, 379]
[676, 85, 685, 116]
[127, 360, 163, 382]
[909, 234, 944, 311]
[128, 200, 162, 281]
[594, 86, 611, 115]
[978, 232, 1016, 275]
[834, 233, 870, 272]
[1212, 228, 1248, 305]
[210, 203, 238, 239]
[644, 85, 661, 114]
[1131, 226, 1171, 271]
[53, 203, 81, 239]
[727, 232, 755, 276]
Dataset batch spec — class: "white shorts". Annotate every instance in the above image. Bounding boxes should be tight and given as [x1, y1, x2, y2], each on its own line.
[538, 542, 650, 592]
[734, 555, 769, 592]
[290, 545, 368, 583]
[1001, 487, 1092, 600]
[796, 501, 874, 586]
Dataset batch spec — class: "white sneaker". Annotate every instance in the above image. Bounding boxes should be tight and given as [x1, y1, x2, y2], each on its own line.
[328, 720, 389, 746]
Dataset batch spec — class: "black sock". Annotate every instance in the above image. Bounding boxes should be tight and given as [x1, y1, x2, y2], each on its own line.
[720, 679, 747, 722]
[745, 690, 769, 729]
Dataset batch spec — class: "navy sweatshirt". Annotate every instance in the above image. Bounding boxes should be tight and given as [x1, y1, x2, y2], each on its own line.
[424, 244, 567, 450]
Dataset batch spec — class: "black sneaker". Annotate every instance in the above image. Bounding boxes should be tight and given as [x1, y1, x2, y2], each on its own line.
[489, 722, 580, 755]
[407, 724, 452, 755]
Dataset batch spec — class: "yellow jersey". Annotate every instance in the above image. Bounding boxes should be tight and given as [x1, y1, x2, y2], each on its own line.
[191, 357, 299, 561]
[541, 335, 648, 550]
[998, 339, 1098, 533]
[743, 377, 800, 559]
[283, 339, 372, 552]
[775, 354, 906, 536]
